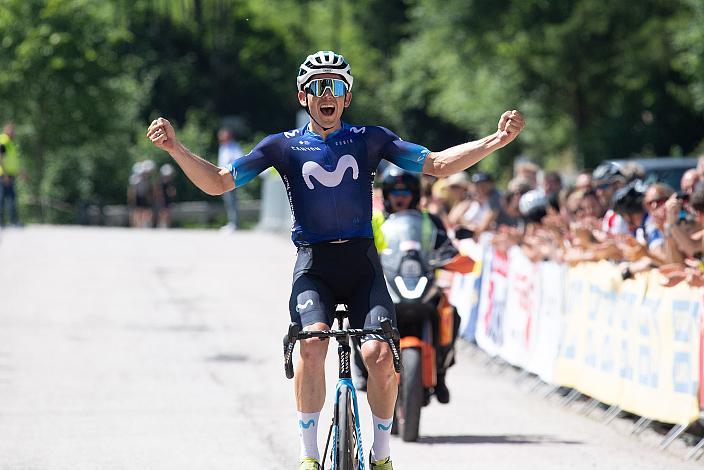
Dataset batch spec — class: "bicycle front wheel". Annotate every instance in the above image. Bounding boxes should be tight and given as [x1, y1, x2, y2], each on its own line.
[336, 386, 360, 470]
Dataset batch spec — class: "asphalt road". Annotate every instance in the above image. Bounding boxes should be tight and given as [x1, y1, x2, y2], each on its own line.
[0, 226, 699, 469]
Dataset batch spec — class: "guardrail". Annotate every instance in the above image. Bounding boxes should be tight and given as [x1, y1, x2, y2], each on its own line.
[102, 200, 261, 226]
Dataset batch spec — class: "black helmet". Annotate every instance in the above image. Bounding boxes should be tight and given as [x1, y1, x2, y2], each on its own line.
[381, 166, 421, 213]
[611, 180, 646, 215]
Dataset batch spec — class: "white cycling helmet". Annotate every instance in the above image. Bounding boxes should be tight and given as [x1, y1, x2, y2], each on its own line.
[296, 50, 354, 92]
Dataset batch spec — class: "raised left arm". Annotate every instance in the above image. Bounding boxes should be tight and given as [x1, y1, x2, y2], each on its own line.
[422, 110, 525, 177]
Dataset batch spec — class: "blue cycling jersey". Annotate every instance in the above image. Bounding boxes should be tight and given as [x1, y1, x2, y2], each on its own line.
[228, 122, 429, 246]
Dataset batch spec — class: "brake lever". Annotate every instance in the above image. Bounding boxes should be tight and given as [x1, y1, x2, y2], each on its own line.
[283, 323, 301, 379]
[380, 319, 402, 373]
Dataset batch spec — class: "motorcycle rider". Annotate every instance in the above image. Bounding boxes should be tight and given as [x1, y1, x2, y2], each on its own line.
[361, 166, 460, 404]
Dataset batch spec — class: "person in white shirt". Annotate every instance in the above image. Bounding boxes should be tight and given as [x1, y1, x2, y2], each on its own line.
[217, 127, 244, 231]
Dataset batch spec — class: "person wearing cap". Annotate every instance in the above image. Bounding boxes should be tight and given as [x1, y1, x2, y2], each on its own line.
[592, 162, 628, 235]
[147, 50, 524, 470]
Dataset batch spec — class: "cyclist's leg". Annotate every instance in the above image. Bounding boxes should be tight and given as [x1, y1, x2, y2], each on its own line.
[348, 241, 397, 463]
[290, 268, 335, 463]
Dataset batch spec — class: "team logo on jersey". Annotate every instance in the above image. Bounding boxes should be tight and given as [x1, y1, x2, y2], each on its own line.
[284, 129, 300, 138]
[296, 299, 314, 312]
[349, 126, 366, 134]
[302, 154, 359, 190]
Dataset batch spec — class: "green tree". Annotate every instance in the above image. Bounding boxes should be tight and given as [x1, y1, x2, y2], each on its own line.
[0, 0, 143, 221]
[389, 0, 704, 175]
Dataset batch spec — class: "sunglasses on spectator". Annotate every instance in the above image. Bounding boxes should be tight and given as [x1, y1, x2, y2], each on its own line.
[645, 198, 667, 209]
[305, 78, 349, 97]
[389, 189, 412, 197]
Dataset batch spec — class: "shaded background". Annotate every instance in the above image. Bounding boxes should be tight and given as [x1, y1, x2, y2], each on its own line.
[1, 0, 703, 223]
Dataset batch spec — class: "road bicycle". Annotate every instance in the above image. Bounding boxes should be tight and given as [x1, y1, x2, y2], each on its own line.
[283, 306, 401, 470]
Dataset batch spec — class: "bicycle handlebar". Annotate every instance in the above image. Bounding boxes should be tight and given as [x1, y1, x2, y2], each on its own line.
[283, 319, 402, 379]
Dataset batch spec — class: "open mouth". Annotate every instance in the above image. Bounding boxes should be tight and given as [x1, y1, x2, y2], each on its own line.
[320, 104, 335, 117]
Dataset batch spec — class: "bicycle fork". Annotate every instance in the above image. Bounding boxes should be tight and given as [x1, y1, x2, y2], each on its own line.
[324, 338, 366, 470]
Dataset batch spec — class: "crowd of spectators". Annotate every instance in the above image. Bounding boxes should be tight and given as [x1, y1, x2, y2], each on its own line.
[412, 156, 704, 289]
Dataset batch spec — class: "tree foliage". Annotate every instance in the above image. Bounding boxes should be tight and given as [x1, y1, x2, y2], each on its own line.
[0, 0, 703, 222]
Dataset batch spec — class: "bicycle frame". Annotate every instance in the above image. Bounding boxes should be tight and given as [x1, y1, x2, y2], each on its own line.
[283, 310, 401, 470]
[330, 362, 365, 468]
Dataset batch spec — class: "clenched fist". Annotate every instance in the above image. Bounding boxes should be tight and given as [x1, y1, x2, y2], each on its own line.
[147, 117, 178, 152]
[496, 110, 525, 146]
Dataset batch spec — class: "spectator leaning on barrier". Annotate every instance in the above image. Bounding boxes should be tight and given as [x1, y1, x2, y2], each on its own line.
[517, 189, 565, 262]
[643, 183, 683, 264]
[609, 181, 655, 279]
[659, 187, 704, 288]
[662, 186, 703, 260]
[593, 162, 628, 235]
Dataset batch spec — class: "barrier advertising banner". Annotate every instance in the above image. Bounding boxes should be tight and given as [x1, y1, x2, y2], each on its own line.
[500, 246, 538, 369]
[528, 261, 567, 384]
[618, 271, 700, 425]
[552, 263, 701, 425]
[451, 250, 703, 426]
[474, 248, 508, 357]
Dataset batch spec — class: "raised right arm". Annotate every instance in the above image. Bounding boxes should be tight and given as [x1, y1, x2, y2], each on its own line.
[147, 117, 234, 196]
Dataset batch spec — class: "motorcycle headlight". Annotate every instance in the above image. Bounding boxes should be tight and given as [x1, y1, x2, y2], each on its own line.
[394, 276, 428, 300]
[399, 259, 422, 277]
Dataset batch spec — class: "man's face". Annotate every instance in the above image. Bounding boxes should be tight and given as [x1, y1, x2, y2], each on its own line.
[388, 188, 413, 213]
[575, 173, 592, 191]
[577, 194, 603, 219]
[594, 180, 621, 207]
[298, 73, 351, 130]
[218, 129, 232, 145]
[543, 176, 562, 195]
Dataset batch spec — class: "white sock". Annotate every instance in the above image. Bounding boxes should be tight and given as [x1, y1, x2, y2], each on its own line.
[297, 411, 320, 461]
[371, 414, 393, 461]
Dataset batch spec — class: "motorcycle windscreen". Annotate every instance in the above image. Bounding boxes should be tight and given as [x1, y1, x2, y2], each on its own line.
[379, 210, 437, 272]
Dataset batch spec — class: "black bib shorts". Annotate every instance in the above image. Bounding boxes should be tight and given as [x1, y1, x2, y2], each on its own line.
[289, 238, 396, 342]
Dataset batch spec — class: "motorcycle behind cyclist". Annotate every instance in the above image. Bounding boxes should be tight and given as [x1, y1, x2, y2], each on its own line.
[351, 166, 473, 441]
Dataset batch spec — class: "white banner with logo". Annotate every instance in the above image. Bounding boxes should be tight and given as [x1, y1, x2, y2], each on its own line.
[499, 246, 538, 369]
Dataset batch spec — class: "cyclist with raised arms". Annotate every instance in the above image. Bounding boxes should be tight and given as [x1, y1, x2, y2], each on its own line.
[147, 50, 524, 470]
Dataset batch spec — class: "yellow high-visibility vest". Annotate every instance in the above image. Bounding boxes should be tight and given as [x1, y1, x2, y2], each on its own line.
[0, 133, 19, 176]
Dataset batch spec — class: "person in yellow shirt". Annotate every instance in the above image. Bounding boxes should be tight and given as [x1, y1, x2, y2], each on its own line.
[0, 123, 20, 226]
